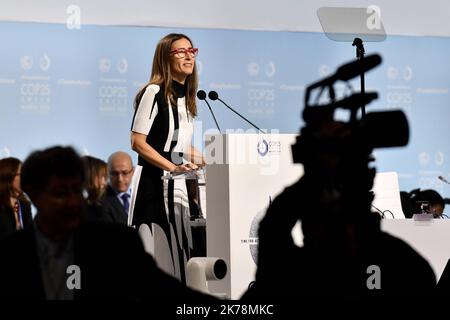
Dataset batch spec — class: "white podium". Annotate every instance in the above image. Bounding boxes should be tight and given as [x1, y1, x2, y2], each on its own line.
[204, 133, 303, 299]
[381, 219, 450, 280]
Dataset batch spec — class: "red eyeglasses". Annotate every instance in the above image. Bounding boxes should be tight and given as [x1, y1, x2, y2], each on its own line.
[169, 47, 199, 59]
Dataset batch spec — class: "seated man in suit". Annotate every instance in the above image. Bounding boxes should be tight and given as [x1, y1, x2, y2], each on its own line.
[0, 146, 213, 301]
[101, 151, 134, 225]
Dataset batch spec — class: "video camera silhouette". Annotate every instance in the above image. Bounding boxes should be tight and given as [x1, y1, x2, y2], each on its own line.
[292, 54, 409, 164]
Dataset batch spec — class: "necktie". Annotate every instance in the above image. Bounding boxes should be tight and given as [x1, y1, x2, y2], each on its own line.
[13, 200, 21, 230]
[121, 193, 130, 215]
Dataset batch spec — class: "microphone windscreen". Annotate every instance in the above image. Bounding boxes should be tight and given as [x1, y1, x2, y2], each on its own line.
[337, 54, 382, 81]
[197, 90, 206, 100]
[208, 91, 219, 101]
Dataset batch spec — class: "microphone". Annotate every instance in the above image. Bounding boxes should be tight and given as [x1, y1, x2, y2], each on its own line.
[336, 53, 381, 81]
[436, 177, 450, 206]
[306, 54, 382, 92]
[208, 91, 266, 134]
[302, 92, 378, 124]
[439, 176, 450, 185]
[305, 54, 382, 106]
[197, 90, 221, 133]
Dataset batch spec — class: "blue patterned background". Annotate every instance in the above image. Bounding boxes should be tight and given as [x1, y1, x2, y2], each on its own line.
[0, 22, 449, 213]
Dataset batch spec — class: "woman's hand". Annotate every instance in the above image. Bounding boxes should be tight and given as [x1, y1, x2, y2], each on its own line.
[171, 162, 198, 173]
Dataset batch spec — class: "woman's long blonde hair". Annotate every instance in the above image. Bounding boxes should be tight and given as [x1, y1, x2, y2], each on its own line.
[134, 33, 198, 117]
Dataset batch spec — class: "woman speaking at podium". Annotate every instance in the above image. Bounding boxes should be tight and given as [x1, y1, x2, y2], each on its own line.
[129, 33, 205, 283]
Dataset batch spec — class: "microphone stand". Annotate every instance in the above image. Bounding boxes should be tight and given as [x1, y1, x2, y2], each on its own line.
[205, 101, 221, 133]
[197, 90, 221, 133]
[216, 97, 266, 134]
[352, 37, 366, 119]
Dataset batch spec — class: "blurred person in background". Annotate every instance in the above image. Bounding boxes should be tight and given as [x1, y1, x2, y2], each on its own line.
[82, 155, 109, 223]
[0, 157, 32, 240]
[401, 189, 446, 218]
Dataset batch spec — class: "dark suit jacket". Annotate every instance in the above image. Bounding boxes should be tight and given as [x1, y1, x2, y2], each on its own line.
[100, 185, 128, 225]
[0, 201, 32, 241]
[0, 222, 214, 300]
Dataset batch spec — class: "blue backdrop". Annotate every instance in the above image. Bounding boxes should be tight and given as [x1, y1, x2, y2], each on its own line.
[0, 22, 449, 212]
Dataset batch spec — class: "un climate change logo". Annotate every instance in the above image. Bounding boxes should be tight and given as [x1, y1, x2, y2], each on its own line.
[257, 140, 269, 157]
[248, 210, 265, 265]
